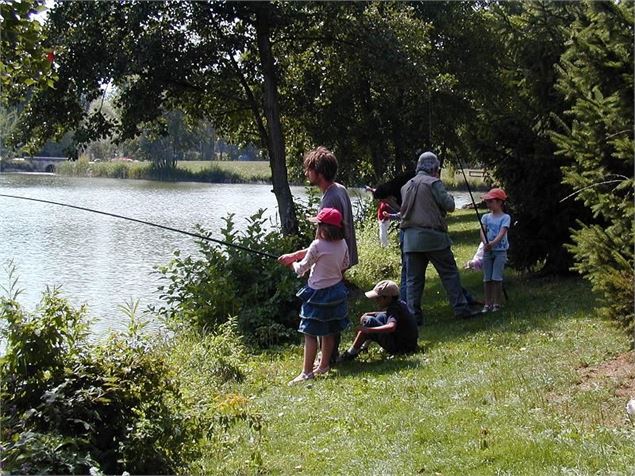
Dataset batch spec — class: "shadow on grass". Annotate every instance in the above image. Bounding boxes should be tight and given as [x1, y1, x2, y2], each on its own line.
[420, 275, 596, 351]
[335, 353, 420, 377]
[449, 228, 482, 246]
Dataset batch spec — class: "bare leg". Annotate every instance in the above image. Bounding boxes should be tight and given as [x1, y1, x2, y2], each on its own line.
[351, 331, 370, 350]
[303, 335, 318, 375]
[493, 281, 503, 307]
[316, 335, 334, 372]
[485, 281, 494, 306]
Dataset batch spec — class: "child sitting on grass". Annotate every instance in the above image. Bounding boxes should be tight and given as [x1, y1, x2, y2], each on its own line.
[338, 280, 418, 361]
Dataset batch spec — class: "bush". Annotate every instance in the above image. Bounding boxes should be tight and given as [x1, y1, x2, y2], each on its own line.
[345, 217, 402, 292]
[154, 209, 314, 347]
[0, 278, 198, 474]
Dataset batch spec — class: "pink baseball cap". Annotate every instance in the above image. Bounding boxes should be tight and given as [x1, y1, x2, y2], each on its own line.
[482, 188, 508, 201]
[309, 207, 343, 228]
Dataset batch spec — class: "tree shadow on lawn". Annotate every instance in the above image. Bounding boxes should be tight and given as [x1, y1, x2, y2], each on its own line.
[334, 352, 419, 378]
[414, 274, 596, 352]
[448, 228, 482, 247]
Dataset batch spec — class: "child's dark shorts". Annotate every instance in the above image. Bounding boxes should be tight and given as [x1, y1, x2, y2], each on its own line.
[362, 312, 400, 354]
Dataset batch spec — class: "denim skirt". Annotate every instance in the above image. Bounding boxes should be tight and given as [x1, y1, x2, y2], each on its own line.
[296, 281, 349, 337]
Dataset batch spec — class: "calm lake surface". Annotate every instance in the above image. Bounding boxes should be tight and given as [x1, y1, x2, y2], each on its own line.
[0, 173, 472, 335]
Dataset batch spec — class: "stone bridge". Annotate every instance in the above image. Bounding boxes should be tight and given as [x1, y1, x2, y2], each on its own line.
[14, 156, 68, 172]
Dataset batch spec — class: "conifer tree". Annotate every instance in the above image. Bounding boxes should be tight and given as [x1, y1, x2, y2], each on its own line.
[469, 1, 590, 274]
[551, 0, 634, 334]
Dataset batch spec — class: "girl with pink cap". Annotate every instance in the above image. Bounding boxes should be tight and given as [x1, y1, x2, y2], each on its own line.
[278, 207, 350, 385]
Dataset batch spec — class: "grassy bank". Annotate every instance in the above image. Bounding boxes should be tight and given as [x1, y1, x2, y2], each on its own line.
[169, 210, 634, 474]
[56, 159, 272, 183]
[54, 158, 487, 190]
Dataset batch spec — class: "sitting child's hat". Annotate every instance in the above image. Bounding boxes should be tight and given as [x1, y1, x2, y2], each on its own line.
[308, 207, 343, 228]
[482, 188, 507, 201]
[365, 280, 400, 298]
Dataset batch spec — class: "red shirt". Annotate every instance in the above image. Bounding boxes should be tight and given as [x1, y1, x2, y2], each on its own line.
[377, 201, 392, 221]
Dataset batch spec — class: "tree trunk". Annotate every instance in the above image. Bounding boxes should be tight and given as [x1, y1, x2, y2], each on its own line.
[255, 3, 298, 235]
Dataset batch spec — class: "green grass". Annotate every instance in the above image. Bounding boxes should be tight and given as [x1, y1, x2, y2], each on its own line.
[177, 160, 271, 181]
[441, 167, 488, 191]
[57, 159, 272, 183]
[172, 210, 635, 474]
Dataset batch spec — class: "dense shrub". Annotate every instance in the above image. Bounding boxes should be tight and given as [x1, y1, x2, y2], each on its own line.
[0, 283, 197, 474]
[345, 194, 401, 289]
[551, 1, 634, 335]
[469, 2, 591, 274]
[154, 208, 316, 346]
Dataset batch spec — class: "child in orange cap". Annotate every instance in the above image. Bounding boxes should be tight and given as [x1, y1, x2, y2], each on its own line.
[480, 188, 511, 312]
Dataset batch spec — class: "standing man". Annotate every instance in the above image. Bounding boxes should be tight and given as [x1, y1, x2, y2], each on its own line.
[279, 146, 358, 362]
[400, 151, 475, 324]
[304, 146, 358, 267]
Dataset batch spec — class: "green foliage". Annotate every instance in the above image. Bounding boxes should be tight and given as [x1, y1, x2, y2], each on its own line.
[56, 159, 271, 183]
[551, 0, 634, 334]
[164, 320, 264, 474]
[0, 0, 56, 105]
[0, 278, 197, 474]
[345, 221, 402, 293]
[154, 209, 314, 347]
[469, 1, 590, 274]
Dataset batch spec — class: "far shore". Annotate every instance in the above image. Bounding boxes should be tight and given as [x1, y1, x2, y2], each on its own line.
[1, 159, 488, 191]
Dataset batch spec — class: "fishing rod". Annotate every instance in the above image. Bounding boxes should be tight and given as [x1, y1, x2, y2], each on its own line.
[0, 193, 279, 260]
[454, 157, 487, 239]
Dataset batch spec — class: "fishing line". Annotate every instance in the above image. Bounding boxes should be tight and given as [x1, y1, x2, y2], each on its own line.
[0, 193, 279, 260]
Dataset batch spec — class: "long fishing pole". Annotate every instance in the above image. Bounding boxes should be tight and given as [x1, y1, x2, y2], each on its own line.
[0, 193, 279, 260]
[454, 157, 487, 239]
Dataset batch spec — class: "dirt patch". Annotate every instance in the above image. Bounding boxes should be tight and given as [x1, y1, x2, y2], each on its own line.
[577, 350, 635, 398]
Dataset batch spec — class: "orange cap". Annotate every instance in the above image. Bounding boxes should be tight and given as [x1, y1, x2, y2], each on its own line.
[482, 188, 507, 201]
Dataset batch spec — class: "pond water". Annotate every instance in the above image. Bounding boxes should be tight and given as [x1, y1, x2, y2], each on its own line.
[0, 173, 472, 336]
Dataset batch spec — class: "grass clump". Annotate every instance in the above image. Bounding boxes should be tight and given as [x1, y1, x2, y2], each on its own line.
[0, 267, 259, 475]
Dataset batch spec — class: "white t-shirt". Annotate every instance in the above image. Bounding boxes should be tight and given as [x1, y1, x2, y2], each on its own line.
[292, 238, 349, 289]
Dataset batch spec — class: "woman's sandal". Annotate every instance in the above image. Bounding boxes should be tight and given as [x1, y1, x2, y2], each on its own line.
[313, 366, 330, 376]
[288, 372, 314, 386]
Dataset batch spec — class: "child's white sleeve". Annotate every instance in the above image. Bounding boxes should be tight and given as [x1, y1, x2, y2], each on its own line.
[292, 241, 319, 277]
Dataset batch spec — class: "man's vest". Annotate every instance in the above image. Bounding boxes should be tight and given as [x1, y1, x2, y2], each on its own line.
[399, 173, 447, 232]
